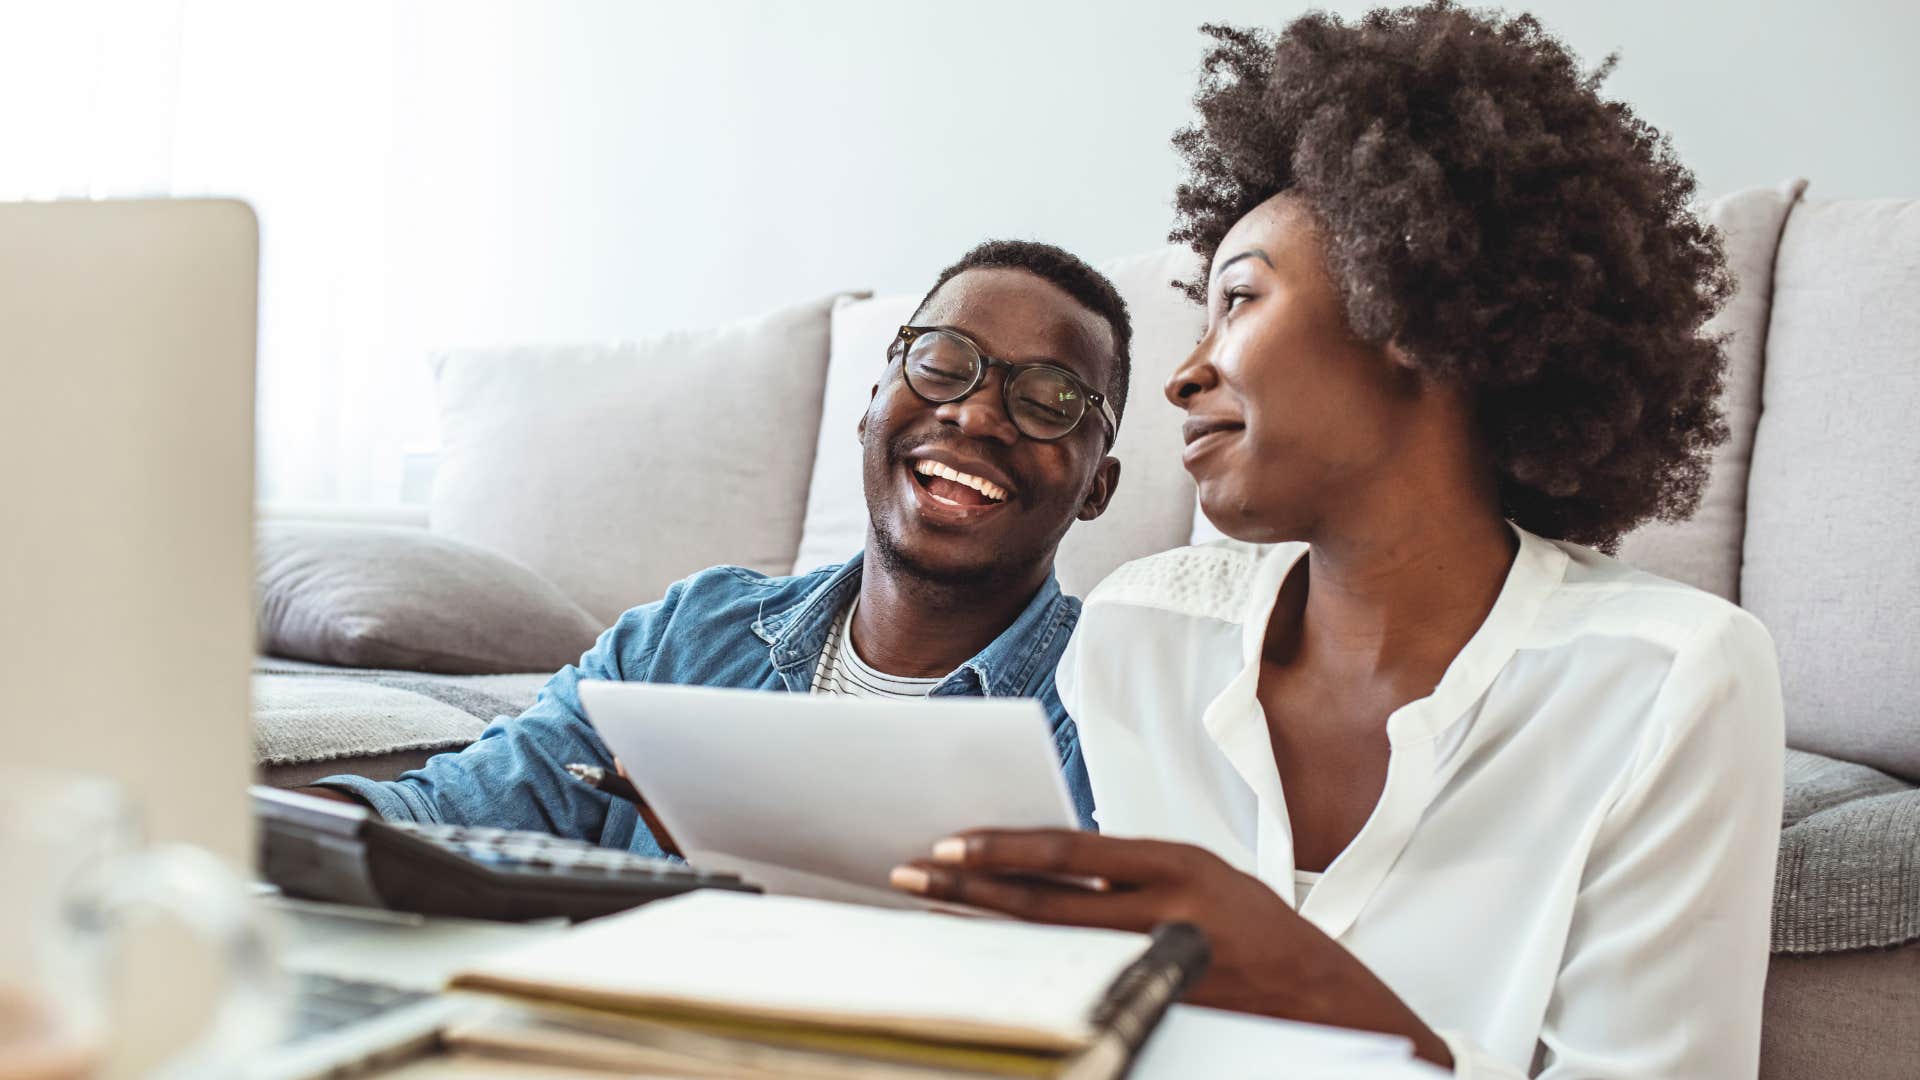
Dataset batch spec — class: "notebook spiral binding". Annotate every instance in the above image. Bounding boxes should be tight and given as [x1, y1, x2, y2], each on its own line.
[1063, 922, 1211, 1080]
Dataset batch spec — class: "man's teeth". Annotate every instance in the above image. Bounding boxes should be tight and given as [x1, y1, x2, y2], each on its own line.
[913, 460, 1007, 502]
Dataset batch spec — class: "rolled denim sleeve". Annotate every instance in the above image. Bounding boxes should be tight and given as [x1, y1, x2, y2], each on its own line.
[314, 596, 674, 854]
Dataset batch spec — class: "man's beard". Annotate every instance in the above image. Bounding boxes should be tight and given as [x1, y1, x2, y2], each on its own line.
[863, 423, 1062, 593]
[866, 510, 1017, 590]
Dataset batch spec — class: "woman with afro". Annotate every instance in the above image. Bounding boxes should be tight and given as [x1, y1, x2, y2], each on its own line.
[889, 4, 1783, 1075]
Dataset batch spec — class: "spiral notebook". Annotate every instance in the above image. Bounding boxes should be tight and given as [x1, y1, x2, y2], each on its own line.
[444, 891, 1209, 1078]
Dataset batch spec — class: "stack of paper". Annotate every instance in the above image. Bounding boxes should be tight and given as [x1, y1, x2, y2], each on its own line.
[444, 891, 1440, 1079]
[446, 891, 1166, 1077]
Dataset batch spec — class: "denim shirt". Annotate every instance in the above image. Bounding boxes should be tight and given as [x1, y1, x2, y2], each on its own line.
[319, 553, 1095, 856]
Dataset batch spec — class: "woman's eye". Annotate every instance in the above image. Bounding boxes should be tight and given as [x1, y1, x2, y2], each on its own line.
[1223, 288, 1253, 313]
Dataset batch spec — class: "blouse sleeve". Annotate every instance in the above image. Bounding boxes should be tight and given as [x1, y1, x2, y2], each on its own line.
[1443, 609, 1785, 1078]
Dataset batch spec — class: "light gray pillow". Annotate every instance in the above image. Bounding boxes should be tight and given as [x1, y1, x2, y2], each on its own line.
[257, 522, 602, 675]
[1743, 194, 1920, 782]
[1615, 180, 1806, 601]
[428, 292, 854, 624]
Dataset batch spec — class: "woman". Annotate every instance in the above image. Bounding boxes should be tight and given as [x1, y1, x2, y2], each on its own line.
[888, 4, 1784, 1076]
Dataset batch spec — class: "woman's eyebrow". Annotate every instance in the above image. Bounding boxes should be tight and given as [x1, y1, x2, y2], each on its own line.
[1212, 248, 1275, 280]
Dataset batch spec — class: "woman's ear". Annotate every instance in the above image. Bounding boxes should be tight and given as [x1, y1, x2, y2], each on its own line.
[1385, 340, 1418, 371]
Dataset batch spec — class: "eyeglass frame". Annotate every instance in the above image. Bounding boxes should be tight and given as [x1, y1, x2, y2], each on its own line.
[889, 325, 1119, 444]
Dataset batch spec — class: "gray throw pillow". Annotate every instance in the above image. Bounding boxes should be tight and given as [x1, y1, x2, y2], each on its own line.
[257, 522, 602, 675]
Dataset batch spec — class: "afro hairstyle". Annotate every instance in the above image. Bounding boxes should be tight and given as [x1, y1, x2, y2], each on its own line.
[1170, 1, 1732, 549]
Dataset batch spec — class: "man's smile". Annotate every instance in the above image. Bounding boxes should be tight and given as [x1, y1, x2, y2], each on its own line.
[898, 453, 1016, 525]
[894, 444, 1019, 525]
[913, 460, 1008, 504]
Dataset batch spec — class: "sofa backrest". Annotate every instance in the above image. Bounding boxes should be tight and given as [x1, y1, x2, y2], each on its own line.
[1740, 194, 1920, 782]
[415, 185, 1919, 786]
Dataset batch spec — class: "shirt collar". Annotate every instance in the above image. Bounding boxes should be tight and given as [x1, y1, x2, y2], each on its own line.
[1209, 523, 1571, 938]
[1229, 522, 1572, 742]
[754, 550, 1076, 698]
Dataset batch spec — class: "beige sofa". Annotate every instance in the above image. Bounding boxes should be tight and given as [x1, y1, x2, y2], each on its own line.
[256, 181, 1919, 1077]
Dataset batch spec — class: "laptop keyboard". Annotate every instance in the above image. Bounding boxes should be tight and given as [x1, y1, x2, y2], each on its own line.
[285, 972, 432, 1046]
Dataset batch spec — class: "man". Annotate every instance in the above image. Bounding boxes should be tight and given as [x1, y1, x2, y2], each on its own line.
[306, 239, 1131, 854]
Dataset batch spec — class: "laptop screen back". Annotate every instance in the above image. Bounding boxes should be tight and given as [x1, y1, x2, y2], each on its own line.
[0, 198, 257, 867]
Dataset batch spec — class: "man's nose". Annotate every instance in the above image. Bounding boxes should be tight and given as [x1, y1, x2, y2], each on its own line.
[1164, 338, 1221, 409]
[933, 370, 1020, 446]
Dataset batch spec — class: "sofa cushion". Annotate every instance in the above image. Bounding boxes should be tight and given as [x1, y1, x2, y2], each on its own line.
[1773, 749, 1920, 955]
[792, 292, 919, 575]
[792, 246, 1208, 597]
[1760, 945, 1920, 1080]
[1056, 246, 1210, 596]
[430, 293, 851, 624]
[1742, 196, 1920, 781]
[1615, 180, 1805, 601]
[258, 521, 602, 675]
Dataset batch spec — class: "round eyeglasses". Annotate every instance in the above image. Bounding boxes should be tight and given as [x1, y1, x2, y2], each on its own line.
[891, 326, 1117, 443]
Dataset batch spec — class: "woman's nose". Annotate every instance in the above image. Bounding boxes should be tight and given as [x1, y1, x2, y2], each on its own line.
[1165, 339, 1220, 410]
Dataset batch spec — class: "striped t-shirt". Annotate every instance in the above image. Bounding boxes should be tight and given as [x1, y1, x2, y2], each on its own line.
[809, 598, 946, 699]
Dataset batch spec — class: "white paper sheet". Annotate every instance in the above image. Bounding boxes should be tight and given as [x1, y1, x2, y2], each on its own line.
[577, 681, 1081, 902]
[1137, 1005, 1444, 1077]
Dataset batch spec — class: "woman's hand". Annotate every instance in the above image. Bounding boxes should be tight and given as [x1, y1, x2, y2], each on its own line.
[889, 828, 1452, 1070]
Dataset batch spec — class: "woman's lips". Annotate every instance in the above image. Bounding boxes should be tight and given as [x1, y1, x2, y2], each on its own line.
[1181, 418, 1244, 468]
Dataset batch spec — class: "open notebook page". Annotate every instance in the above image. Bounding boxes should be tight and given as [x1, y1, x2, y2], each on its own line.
[448, 891, 1152, 1053]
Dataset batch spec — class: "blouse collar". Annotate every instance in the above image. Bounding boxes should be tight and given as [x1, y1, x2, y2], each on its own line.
[1232, 524, 1569, 743]
[1206, 524, 1571, 936]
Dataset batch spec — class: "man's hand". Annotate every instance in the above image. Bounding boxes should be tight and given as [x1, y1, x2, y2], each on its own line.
[888, 828, 1452, 1070]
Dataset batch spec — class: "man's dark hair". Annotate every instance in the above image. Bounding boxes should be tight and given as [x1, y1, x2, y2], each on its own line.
[911, 240, 1134, 431]
[1170, 1, 1733, 549]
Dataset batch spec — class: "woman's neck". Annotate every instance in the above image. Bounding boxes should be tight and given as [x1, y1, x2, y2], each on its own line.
[1267, 470, 1518, 685]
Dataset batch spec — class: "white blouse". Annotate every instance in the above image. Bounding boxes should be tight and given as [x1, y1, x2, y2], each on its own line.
[1058, 527, 1784, 1079]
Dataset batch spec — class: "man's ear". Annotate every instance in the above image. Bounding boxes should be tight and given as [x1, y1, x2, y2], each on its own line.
[1076, 456, 1122, 522]
[857, 383, 878, 441]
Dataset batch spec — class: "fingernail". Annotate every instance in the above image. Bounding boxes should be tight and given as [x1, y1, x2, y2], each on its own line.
[890, 865, 930, 893]
[931, 837, 967, 864]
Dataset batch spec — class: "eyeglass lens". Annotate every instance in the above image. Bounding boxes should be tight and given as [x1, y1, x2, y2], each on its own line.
[902, 330, 1086, 440]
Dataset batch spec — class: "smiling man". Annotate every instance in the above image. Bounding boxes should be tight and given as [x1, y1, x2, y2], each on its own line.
[306, 240, 1130, 850]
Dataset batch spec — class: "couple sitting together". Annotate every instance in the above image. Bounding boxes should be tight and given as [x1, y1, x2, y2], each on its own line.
[309, 5, 1783, 1077]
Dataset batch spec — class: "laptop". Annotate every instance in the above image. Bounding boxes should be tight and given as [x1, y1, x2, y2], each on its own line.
[0, 198, 459, 1078]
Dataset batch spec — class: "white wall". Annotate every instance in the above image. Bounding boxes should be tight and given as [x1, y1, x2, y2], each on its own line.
[9, 0, 1916, 503]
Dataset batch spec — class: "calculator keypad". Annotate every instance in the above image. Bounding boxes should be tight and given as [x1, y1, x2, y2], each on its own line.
[394, 822, 741, 885]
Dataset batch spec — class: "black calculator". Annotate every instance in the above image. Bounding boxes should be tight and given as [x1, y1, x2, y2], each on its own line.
[253, 786, 758, 922]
